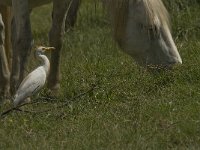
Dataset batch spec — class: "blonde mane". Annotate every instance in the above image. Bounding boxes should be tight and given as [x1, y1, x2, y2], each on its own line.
[105, 0, 128, 47]
[142, 0, 170, 28]
[107, 0, 171, 46]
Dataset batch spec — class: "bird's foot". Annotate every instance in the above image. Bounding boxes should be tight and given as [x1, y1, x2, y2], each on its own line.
[25, 97, 31, 103]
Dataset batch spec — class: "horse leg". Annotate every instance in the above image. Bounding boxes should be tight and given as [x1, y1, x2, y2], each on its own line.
[1, 6, 12, 69]
[48, 0, 72, 92]
[65, 0, 81, 31]
[10, 0, 32, 95]
[0, 12, 10, 99]
[10, 17, 19, 95]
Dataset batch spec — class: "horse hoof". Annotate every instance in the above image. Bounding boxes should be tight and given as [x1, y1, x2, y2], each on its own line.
[46, 83, 60, 96]
[47, 89, 60, 98]
[0, 96, 11, 106]
[2, 98, 11, 106]
[0, 87, 11, 104]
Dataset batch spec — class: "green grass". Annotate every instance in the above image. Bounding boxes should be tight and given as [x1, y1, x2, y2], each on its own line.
[1, 1, 200, 149]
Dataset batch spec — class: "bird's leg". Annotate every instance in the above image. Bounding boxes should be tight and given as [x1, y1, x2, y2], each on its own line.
[10, 0, 32, 95]
[0, 12, 10, 100]
[65, 0, 81, 32]
[48, 0, 72, 93]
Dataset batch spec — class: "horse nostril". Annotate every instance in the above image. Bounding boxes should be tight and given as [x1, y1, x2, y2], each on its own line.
[176, 58, 182, 64]
[170, 57, 182, 65]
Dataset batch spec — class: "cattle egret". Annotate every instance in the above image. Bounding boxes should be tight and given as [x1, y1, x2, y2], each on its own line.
[13, 46, 55, 107]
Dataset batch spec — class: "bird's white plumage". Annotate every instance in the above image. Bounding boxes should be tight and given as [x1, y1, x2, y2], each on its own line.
[14, 67, 46, 106]
[13, 46, 53, 107]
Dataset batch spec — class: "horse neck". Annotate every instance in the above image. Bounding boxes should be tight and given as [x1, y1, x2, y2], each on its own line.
[108, 0, 129, 48]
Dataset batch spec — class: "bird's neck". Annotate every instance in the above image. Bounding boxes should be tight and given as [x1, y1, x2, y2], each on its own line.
[38, 54, 50, 75]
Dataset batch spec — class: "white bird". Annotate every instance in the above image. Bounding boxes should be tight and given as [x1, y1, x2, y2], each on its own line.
[13, 46, 55, 107]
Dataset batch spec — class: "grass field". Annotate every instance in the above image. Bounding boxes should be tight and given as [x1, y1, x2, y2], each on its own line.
[1, 1, 200, 149]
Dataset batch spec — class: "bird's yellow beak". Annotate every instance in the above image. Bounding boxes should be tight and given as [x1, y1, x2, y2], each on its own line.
[34, 46, 55, 59]
[42, 47, 55, 51]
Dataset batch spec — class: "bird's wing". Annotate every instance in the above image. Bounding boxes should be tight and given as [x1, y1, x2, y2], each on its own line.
[16, 66, 46, 97]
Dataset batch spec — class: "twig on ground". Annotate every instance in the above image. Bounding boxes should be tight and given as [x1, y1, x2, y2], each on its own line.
[1, 84, 99, 118]
[1, 101, 40, 118]
[31, 84, 99, 113]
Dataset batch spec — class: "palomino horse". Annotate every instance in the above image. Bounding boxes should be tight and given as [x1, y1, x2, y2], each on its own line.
[0, 0, 182, 99]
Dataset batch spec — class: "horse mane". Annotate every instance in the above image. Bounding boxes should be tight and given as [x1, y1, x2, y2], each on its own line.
[106, 0, 171, 46]
[142, 0, 171, 29]
[106, 0, 129, 47]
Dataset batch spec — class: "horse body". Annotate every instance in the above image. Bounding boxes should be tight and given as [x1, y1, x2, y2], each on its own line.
[0, 0, 52, 8]
[0, 0, 182, 99]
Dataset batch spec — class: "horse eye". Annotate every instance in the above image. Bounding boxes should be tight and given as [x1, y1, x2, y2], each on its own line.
[149, 25, 159, 33]
[139, 24, 158, 32]
[139, 24, 159, 34]
[148, 26, 161, 38]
